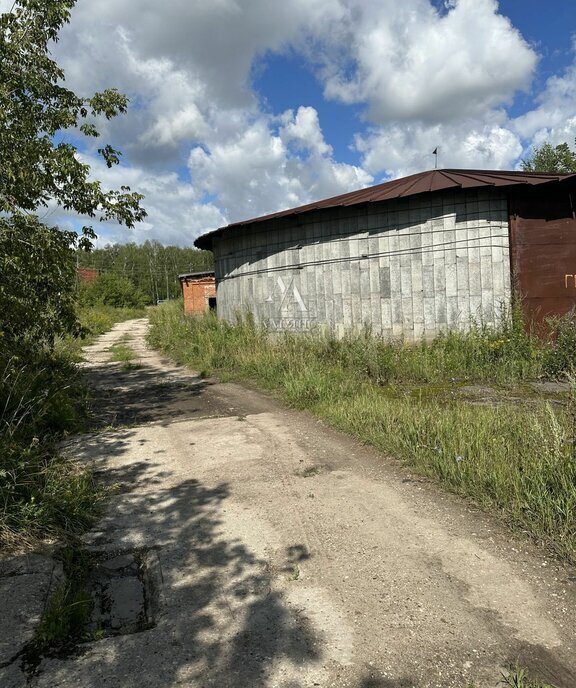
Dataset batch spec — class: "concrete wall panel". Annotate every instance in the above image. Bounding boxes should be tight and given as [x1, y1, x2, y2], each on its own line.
[214, 189, 511, 340]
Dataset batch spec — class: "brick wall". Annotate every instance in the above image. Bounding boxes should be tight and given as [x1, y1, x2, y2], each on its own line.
[181, 277, 216, 314]
[77, 267, 99, 283]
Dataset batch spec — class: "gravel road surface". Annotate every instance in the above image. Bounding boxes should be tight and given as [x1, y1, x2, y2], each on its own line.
[31, 318, 576, 688]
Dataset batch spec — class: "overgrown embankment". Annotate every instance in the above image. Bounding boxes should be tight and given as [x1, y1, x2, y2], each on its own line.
[148, 303, 576, 564]
[0, 306, 145, 549]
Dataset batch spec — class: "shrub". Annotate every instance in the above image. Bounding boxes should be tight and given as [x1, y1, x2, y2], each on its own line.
[78, 273, 148, 309]
[543, 312, 576, 379]
[0, 352, 103, 547]
[0, 217, 79, 355]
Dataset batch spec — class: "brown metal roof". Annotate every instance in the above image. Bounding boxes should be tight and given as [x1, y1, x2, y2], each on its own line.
[194, 169, 576, 250]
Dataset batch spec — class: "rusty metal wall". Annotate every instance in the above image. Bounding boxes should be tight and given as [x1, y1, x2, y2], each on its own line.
[509, 184, 576, 333]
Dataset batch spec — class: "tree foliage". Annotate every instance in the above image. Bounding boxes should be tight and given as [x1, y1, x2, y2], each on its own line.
[78, 273, 148, 310]
[76, 242, 214, 303]
[0, 0, 145, 232]
[0, 0, 146, 353]
[0, 215, 79, 353]
[0, 1, 147, 545]
[521, 140, 576, 173]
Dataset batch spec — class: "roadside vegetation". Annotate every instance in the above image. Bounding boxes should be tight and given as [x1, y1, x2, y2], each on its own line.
[148, 303, 576, 564]
[27, 547, 94, 662]
[500, 666, 554, 688]
[0, 0, 147, 550]
[76, 241, 213, 304]
[59, 275, 148, 360]
[0, 302, 145, 549]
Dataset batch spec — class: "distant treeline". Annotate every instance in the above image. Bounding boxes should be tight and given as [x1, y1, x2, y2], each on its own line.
[77, 241, 214, 303]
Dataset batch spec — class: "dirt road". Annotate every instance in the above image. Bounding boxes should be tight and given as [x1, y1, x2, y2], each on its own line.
[33, 319, 576, 687]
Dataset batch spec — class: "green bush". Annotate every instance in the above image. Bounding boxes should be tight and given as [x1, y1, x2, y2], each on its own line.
[0, 217, 79, 355]
[78, 273, 148, 309]
[0, 351, 104, 547]
[543, 312, 576, 378]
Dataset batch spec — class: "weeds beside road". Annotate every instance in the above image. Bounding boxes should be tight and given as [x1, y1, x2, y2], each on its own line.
[148, 303, 576, 565]
[5, 310, 567, 688]
[0, 305, 145, 550]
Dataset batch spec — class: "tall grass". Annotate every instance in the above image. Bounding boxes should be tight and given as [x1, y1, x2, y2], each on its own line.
[1, 305, 143, 549]
[148, 303, 576, 563]
[148, 302, 552, 385]
[0, 352, 102, 548]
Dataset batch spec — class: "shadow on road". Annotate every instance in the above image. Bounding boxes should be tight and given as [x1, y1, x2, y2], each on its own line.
[84, 361, 216, 428]
[57, 427, 323, 688]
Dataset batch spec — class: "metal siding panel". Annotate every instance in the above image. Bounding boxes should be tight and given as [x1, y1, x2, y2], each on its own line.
[511, 198, 576, 332]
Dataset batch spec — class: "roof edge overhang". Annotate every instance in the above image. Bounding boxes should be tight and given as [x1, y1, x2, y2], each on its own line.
[194, 168, 576, 251]
[178, 270, 215, 280]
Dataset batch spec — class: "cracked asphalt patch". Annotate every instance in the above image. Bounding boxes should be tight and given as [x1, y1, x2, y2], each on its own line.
[2, 317, 575, 688]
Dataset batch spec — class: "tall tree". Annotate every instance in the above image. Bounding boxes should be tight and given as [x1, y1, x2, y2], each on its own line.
[521, 140, 576, 173]
[0, 0, 145, 350]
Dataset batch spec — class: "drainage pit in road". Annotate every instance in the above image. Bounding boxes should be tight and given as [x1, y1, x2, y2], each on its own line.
[87, 549, 162, 638]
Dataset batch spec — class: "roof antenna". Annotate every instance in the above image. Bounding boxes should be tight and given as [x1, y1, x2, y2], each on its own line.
[432, 147, 439, 169]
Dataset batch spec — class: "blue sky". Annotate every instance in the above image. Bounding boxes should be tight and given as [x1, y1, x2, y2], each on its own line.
[3, 0, 575, 245]
[252, 0, 576, 176]
[254, 52, 365, 167]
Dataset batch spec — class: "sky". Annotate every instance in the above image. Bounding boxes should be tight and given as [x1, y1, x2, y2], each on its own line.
[7, 0, 576, 246]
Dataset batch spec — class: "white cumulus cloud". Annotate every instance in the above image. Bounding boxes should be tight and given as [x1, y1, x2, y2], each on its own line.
[307, 0, 537, 123]
[513, 62, 576, 156]
[356, 119, 523, 178]
[189, 110, 372, 222]
[3, 0, 573, 245]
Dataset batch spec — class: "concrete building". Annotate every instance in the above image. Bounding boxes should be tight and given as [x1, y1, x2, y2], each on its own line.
[195, 170, 576, 340]
[179, 271, 216, 315]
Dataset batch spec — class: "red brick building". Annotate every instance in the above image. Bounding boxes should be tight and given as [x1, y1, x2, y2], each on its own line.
[179, 271, 216, 314]
[77, 266, 99, 283]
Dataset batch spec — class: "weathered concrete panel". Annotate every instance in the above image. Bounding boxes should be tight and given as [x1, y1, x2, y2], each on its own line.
[213, 189, 511, 340]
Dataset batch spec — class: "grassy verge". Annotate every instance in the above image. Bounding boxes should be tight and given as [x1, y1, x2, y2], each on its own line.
[148, 303, 576, 564]
[0, 305, 144, 550]
[0, 350, 102, 549]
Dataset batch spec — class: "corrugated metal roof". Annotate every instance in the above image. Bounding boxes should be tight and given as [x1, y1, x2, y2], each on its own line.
[194, 169, 576, 250]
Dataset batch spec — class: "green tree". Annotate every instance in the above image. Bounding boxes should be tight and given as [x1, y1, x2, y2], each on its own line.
[0, 0, 146, 351]
[0, 215, 79, 351]
[521, 140, 576, 173]
[78, 273, 148, 309]
[76, 242, 214, 303]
